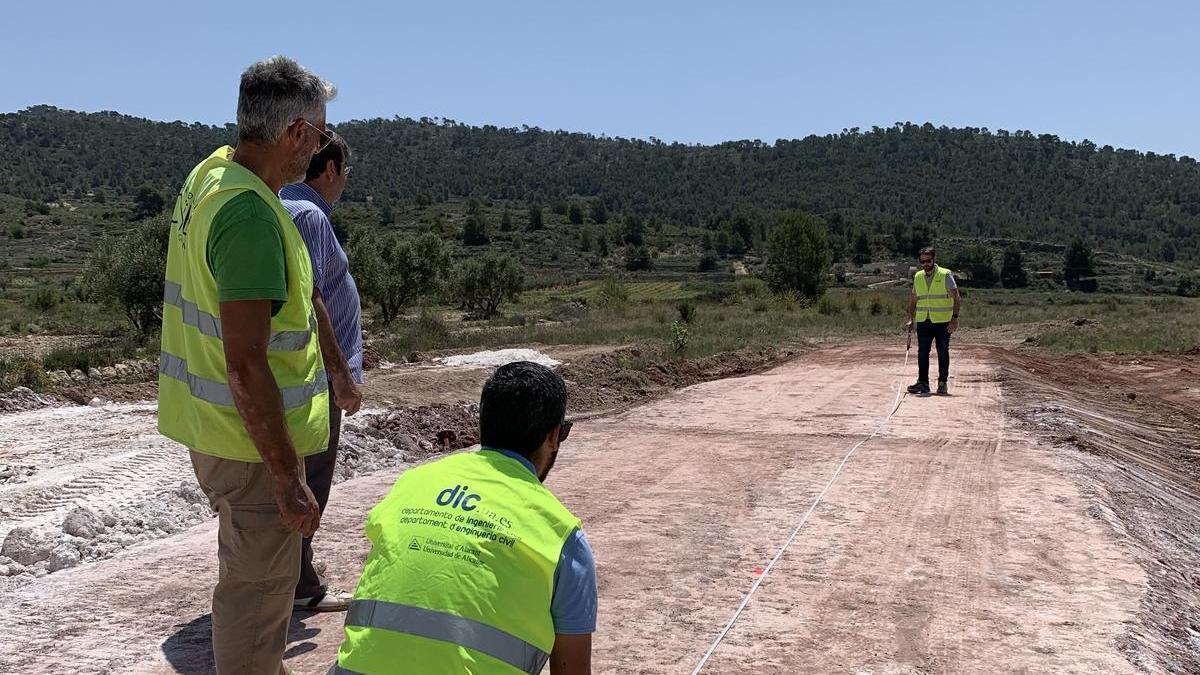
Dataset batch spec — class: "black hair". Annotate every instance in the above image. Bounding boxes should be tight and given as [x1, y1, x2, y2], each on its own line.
[479, 361, 567, 457]
[304, 130, 350, 181]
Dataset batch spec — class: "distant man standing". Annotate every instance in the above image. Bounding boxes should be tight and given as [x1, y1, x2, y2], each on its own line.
[280, 131, 363, 612]
[158, 56, 359, 674]
[905, 247, 961, 396]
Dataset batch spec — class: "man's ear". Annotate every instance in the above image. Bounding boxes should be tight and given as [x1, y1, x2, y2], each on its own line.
[325, 158, 338, 179]
[284, 119, 306, 149]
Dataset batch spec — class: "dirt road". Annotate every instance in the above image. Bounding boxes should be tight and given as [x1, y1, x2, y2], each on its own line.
[0, 344, 1180, 673]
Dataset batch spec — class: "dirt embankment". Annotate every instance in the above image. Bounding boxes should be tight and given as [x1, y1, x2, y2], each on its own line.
[988, 346, 1200, 672]
[359, 343, 805, 449]
[560, 344, 803, 414]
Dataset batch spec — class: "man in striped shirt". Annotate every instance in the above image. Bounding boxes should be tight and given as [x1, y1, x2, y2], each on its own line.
[280, 130, 364, 612]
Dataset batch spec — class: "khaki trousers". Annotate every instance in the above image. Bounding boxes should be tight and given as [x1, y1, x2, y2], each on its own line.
[190, 450, 303, 675]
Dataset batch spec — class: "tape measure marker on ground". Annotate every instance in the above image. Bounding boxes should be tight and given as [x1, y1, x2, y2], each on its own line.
[690, 349, 911, 674]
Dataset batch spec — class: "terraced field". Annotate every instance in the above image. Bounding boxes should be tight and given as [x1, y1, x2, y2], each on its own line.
[536, 280, 700, 302]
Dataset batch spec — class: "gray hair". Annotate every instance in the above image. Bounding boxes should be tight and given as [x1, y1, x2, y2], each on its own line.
[237, 56, 337, 144]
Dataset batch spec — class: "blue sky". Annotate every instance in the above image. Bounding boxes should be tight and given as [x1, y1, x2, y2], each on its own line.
[4, 1, 1198, 156]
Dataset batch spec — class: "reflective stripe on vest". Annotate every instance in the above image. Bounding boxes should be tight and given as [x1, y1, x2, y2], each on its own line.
[164, 281, 315, 351]
[339, 600, 549, 675]
[159, 352, 327, 409]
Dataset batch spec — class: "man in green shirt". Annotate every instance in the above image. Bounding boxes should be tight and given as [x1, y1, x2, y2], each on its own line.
[164, 56, 361, 674]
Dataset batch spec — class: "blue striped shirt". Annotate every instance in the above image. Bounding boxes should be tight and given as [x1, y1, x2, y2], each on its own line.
[279, 183, 364, 384]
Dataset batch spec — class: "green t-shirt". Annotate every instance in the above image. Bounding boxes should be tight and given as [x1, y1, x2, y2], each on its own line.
[206, 191, 287, 315]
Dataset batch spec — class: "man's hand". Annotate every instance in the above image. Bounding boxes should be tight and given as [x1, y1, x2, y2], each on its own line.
[273, 476, 321, 536]
[333, 373, 362, 416]
[948, 318, 959, 334]
[904, 319, 914, 331]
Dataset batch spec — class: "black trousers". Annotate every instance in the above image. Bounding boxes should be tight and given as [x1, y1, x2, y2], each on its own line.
[295, 393, 341, 598]
[916, 319, 951, 384]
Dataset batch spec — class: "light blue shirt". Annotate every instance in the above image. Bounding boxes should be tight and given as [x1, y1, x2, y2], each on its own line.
[486, 448, 598, 634]
[279, 183, 364, 383]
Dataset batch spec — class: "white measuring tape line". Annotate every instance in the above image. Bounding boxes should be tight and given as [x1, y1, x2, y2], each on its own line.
[689, 348, 911, 674]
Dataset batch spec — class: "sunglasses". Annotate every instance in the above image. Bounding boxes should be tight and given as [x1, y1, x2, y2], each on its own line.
[558, 419, 573, 443]
[297, 118, 334, 153]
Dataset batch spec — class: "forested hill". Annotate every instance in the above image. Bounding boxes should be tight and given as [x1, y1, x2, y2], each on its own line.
[3, 105, 1199, 263]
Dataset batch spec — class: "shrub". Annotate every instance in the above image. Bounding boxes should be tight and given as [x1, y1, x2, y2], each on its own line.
[625, 245, 654, 271]
[26, 288, 61, 311]
[412, 309, 450, 343]
[817, 296, 842, 315]
[670, 320, 690, 354]
[462, 214, 489, 245]
[676, 299, 697, 324]
[0, 357, 47, 392]
[596, 276, 630, 308]
[41, 336, 139, 373]
[736, 277, 769, 298]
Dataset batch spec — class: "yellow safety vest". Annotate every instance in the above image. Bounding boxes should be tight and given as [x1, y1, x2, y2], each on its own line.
[334, 449, 581, 675]
[157, 146, 329, 460]
[914, 266, 954, 324]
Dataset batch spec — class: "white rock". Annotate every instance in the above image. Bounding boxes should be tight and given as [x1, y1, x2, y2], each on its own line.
[101, 366, 117, 380]
[149, 516, 175, 532]
[87, 398, 104, 408]
[63, 506, 107, 538]
[1, 527, 53, 566]
[70, 369, 86, 382]
[0, 565, 9, 576]
[176, 481, 209, 505]
[87, 367, 102, 379]
[47, 544, 81, 572]
[436, 348, 561, 369]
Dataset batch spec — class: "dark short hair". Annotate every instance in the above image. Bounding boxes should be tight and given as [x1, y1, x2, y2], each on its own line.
[304, 130, 350, 181]
[480, 361, 567, 457]
[919, 246, 936, 259]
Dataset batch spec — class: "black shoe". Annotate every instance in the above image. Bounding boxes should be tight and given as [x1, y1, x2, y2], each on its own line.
[936, 381, 948, 396]
[906, 381, 930, 395]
